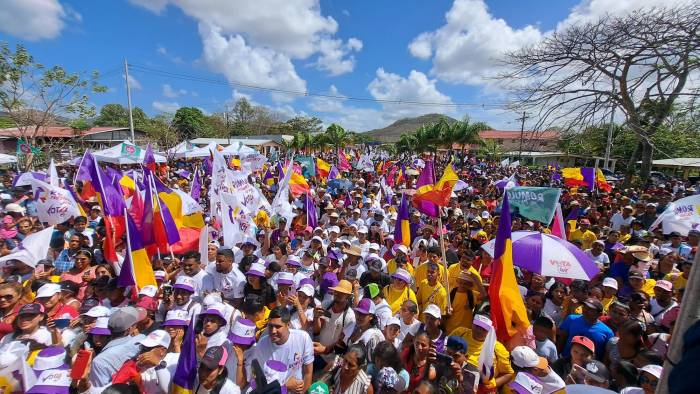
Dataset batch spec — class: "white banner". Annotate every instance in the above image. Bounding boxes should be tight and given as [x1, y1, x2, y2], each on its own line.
[173, 189, 204, 215]
[0, 342, 35, 392]
[209, 149, 234, 221]
[500, 158, 510, 167]
[241, 154, 268, 172]
[0, 226, 54, 268]
[649, 194, 700, 235]
[220, 192, 255, 247]
[29, 179, 81, 225]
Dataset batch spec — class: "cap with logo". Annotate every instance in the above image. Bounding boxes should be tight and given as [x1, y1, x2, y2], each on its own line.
[138, 285, 158, 298]
[571, 335, 595, 354]
[391, 268, 411, 284]
[229, 318, 257, 346]
[584, 360, 610, 383]
[174, 276, 196, 293]
[201, 345, 229, 369]
[138, 329, 171, 348]
[163, 309, 190, 327]
[508, 372, 543, 394]
[19, 303, 45, 316]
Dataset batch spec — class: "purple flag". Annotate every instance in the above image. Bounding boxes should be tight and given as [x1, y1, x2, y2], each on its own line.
[76, 152, 125, 217]
[141, 173, 155, 248]
[305, 193, 317, 229]
[393, 194, 411, 247]
[190, 168, 201, 201]
[143, 144, 156, 172]
[172, 316, 198, 392]
[149, 174, 180, 246]
[413, 160, 439, 217]
[203, 155, 212, 176]
[344, 192, 352, 208]
[328, 164, 339, 180]
[174, 169, 191, 179]
[581, 167, 596, 192]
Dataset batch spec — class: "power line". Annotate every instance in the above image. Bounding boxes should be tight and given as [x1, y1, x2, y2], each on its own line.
[127, 63, 508, 109]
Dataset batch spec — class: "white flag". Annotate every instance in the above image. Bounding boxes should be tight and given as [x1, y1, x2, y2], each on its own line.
[500, 158, 510, 167]
[649, 194, 700, 235]
[220, 192, 255, 247]
[48, 159, 59, 187]
[509, 160, 520, 168]
[199, 225, 209, 264]
[28, 179, 81, 225]
[0, 226, 54, 268]
[209, 148, 233, 221]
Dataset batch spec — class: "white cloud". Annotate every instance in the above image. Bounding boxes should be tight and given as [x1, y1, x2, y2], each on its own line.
[408, 0, 542, 85]
[162, 84, 187, 98]
[409, 0, 690, 86]
[124, 74, 142, 90]
[198, 23, 306, 103]
[129, 0, 361, 101]
[153, 101, 180, 113]
[0, 0, 70, 41]
[307, 70, 456, 131]
[315, 37, 363, 76]
[156, 45, 184, 64]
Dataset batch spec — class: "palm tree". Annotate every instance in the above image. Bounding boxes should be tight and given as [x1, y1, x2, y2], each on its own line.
[324, 123, 352, 150]
[481, 139, 505, 159]
[452, 118, 490, 155]
[397, 133, 417, 154]
[311, 133, 328, 152]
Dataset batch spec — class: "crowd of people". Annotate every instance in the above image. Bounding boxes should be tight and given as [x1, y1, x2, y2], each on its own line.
[0, 149, 695, 394]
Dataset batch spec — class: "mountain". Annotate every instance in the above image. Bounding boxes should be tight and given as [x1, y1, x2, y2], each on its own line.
[363, 114, 459, 142]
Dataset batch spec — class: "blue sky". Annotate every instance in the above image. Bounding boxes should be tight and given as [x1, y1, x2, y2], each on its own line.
[0, 0, 676, 131]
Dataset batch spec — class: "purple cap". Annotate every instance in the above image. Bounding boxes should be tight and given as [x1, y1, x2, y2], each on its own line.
[354, 298, 376, 315]
[229, 317, 257, 346]
[286, 255, 301, 267]
[320, 272, 339, 294]
[277, 272, 294, 286]
[391, 268, 411, 284]
[201, 303, 227, 321]
[298, 277, 315, 288]
[88, 316, 111, 336]
[27, 369, 71, 394]
[33, 347, 68, 374]
[246, 263, 266, 277]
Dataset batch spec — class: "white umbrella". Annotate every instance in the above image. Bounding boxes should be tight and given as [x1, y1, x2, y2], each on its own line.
[172, 141, 219, 159]
[0, 154, 18, 165]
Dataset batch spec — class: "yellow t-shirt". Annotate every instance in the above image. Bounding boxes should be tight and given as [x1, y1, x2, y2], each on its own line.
[447, 264, 482, 292]
[640, 279, 657, 297]
[569, 229, 597, 249]
[602, 296, 617, 313]
[450, 327, 514, 390]
[383, 284, 418, 315]
[414, 261, 446, 286]
[664, 272, 688, 290]
[445, 290, 480, 334]
[416, 279, 447, 316]
[386, 258, 415, 276]
[619, 233, 631, 244]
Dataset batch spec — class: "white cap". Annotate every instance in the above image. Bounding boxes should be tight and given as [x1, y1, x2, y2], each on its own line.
[329, 226, 340, 234]
[374, 209, 385, 216]
[386, 316, 401, 327]
[138, 285, 158, 298]
[395, 244, 409, 255]
[353, 208, 361, 213]
[138, 329, 171, 348]
[203, 293, 223, 307]
[358, 226, 369, 234]
[311, 236, 324, 243]
[510, 346, 546, 368]
[389, 212, 398, 220]
[369, 243, 380, 251]
[83, 305, 111, 318]
[481, 211, 490, 219]
[298, 284, 315, 297]
[36, 283, 61, 298]
[174, 276, 196, 292]
[509, 372, 544, 394]
[640, 364, 663, 379]
[423, 304, 442, 319]
[602, 277, 618, 290]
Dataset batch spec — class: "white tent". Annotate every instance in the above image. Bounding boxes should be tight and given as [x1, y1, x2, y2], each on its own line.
[84, 141, 167, 165]
[167, 141, 194, 158]
[173, 141, 220, 159]
[0, 154, 18, 165]
[220, 140, 257, 156]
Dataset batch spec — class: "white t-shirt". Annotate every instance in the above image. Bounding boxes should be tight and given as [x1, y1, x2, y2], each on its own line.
[397, 316, 421, 342]
[249, 329, 314, 381]
[202, 267, 246, 301]
[0, 326, 52, 347]
[650, 298, 678, 325]
[610, 213, 634, 231]
[141, 352, 179, 394]
[318, 307, 356, 349]
[195, 378, 241, 394]
[584, 249, 610, 267]
[177, 269, 207, 296]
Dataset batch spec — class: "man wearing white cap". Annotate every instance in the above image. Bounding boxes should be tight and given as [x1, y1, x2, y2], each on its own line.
[176, 251, 207, 296]
[353, 226, 372, 258]
[347, 208, 365, 228]
[584, 240, 610, 269]
[509, 346, 565, 394]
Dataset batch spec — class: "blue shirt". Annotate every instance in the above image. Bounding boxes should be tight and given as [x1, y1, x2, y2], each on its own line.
[53, 249, 75, 274]
[89, 334, 145, 387]
[559, 314, 614, 359]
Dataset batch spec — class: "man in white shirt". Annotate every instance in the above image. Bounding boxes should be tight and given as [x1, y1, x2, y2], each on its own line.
[176, 251, 207, 296]
[249, 307, 313, 393]
[584, 240, 610, 268]
[202, 248, 246, 308]
[610, 205, 635, 231]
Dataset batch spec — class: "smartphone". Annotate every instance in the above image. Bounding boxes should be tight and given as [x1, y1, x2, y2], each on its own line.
[435, 352, 455, 381]
[70, 349, 93, 380]
[162, 284, 173, 297]
[54, 319, 71, 329]
[323, 310, 332, 318]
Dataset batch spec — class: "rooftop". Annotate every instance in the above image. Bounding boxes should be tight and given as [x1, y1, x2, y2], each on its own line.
[0, 126, 130, 138]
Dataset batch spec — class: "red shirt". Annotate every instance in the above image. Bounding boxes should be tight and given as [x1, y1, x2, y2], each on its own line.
[47, 302, 78, 320]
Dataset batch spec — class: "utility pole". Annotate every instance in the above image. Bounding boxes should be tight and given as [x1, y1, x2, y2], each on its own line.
[124, 59, 135, 143]
[224, 105, 231, 145]
[517, 111, 528, 162]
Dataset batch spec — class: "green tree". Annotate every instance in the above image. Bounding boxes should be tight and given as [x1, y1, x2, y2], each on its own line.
[0, 42, 106, 169]
[172, 107, 210, 141]
[283, 116, 323, 134]
[94, 103, 149, 128]
[324, 123, 352, 150]
[143, 114, 179, 150]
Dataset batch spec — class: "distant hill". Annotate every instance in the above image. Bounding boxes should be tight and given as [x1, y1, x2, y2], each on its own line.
[363, 114, 459, 142]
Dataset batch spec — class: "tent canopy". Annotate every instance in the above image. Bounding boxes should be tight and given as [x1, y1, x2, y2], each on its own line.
[220, 140, 257, 156]
[0, 154, 18, 165]
[172, 141, 220, 159]
[69, 141, 166, 165]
